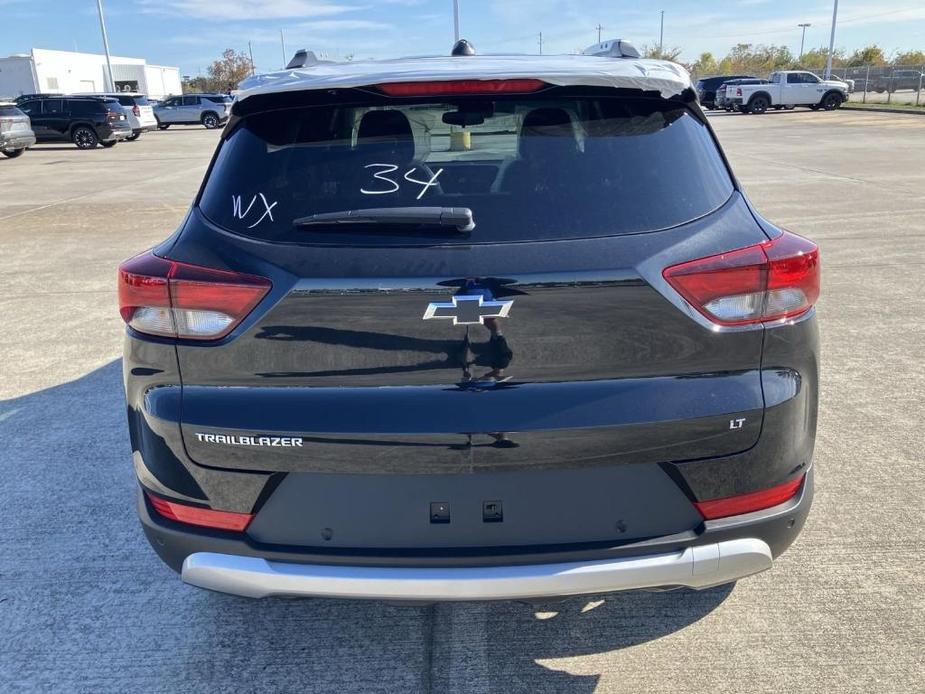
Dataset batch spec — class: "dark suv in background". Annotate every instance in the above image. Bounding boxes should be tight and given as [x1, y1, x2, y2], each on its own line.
[696, 75, 758, 109]
[14, 95, 131, 149]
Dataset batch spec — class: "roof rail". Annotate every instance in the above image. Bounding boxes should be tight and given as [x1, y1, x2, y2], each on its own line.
[286, 49, 329, 70]
[582, 39, 640, 59]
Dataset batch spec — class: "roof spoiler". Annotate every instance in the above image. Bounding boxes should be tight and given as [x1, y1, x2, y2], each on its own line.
[582, 39, 640, 59]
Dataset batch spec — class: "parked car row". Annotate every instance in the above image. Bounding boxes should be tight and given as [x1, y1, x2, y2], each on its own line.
[0, 91, 232, 158]
[697, 71, 848, 114]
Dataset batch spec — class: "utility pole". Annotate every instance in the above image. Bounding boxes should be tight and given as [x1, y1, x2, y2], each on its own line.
[248, 41, 255, 76]
[95, 0, 116, 92]
[659, 10, 664, 52]
[798, 23, 811, 60]
[538, 32, 543, 55]
[596, 24, 603, 43]
[280, 29, 287, 68]
[824, 0, 838, 79]
[453, 0, 460, 41]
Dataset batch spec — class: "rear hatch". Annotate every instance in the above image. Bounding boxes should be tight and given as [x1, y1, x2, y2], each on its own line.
[163, 84, 770, 477]
[0, 105, 32, 134]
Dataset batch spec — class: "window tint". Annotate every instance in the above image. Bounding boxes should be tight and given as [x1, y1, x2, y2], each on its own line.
[69, 100, 104, 115]
[205, 95, 229, 103]
[786, 73, 801, 84]
[200, 93, 734, 246]
[182, 96, 200, 106]
[43, 99, 65, 113]
[132, 95, 150, 106]
[802, 73, 819, 84]
[0, 105, 25, 117]
[162, 97, 179, 107]
[17, 100, 39, 115]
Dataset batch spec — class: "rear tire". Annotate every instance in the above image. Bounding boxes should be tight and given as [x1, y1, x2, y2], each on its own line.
[157, 122, 170, 130]
[126, 132, 141, 141]
[2, 148, 25, 158]
[202, 112, 220, 129]
[747, 95, 770, 114]
[72, 126, 98, 149]
[100, 141, 117, 148]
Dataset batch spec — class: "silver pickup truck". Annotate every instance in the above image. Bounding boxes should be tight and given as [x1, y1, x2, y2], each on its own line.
[728, 71, 848, 114]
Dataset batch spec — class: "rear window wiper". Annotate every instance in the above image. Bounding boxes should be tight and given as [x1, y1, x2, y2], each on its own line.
[293, 207, 475, 233]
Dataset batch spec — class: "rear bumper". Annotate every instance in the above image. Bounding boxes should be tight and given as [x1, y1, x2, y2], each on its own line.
[139, 466, 813, 599]
[0, 132, 36, 150]
[182, 538, 772, 600]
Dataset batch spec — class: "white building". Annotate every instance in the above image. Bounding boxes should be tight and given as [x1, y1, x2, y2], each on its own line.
[0, 48, 182, 100]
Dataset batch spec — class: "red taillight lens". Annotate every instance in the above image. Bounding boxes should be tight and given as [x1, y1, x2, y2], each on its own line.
[146, 491, 253, 531]
[132, 104, 141, 116]
[118, 251, 271, 340]
[694, 474, 805, 520]
[736, 87, 742, 96]
[663, 230, 819, 326]
[378, 79, 546, 96]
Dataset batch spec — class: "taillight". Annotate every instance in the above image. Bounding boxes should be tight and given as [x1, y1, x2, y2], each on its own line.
[146, 491, 253, 531]
[106, 110, 122, 121]
[694, 474, 805, 520]
[118, 250, 271, 340]
[663, 230, 819, 326]
[132, 104, 141, 116]
[378, 79, 546, 96]
[736, 87, 742, 96]
[0, 117, 10, 133]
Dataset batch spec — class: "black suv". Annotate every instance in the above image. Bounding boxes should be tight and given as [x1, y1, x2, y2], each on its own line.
[120, 42, 819, 601]
[696, 75, 758, 109]
[14, 95, 131, 149]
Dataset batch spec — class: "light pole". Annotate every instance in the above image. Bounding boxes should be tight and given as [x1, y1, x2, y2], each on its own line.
[659, 10, 664, 53]
[280, 29, 287, 67]
[824, 0, 838, 79]
[798, 23, 811, 61]
[596, 24, 603, 43]
[452, 0, 459, 41]
[538, 32, 543, 55]
[95, 0, 116, 92]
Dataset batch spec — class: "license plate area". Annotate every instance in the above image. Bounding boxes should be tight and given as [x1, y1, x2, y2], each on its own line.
[246, 463, 702, 549]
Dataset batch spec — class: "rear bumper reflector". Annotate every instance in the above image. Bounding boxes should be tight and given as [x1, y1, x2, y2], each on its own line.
[694, 474, 805, 520]
[146, 492, 254, 532]
[180, 538, 773, 600]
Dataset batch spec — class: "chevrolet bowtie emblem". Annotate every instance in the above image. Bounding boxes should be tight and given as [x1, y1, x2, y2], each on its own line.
[423, 295, 513, 326]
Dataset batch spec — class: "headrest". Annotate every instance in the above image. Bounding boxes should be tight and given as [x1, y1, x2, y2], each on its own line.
[357, 109, 415, 162]
[518, 108, 578, 158]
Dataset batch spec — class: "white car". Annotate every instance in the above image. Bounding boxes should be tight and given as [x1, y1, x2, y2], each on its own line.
[73, 92, 157, 140]
[727, 71, 848, 114]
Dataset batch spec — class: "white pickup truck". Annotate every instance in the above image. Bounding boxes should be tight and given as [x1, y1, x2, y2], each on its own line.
[727, 71, 848, 114]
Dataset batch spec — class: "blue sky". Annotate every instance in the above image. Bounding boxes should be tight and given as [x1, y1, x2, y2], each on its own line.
[2, 1, 923, 75]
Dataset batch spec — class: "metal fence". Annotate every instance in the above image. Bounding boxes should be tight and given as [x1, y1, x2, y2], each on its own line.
[825, 65, 924, 106]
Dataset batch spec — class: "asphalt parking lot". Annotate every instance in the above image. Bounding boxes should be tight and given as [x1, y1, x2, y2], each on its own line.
[1, 111, 923, 693]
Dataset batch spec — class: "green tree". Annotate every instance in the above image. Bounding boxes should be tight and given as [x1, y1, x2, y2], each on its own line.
[725, 43, 794, 74]
[183, 49, 253, 93]
[847, 45, 887, 67]
[641, 44, 683, 62]
[892, 49, 925, 66]
[689, 51, 718, 77]
[795, 47, 845, 71]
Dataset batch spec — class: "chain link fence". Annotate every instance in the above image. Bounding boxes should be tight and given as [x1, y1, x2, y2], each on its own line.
[828, 65, 925, 106]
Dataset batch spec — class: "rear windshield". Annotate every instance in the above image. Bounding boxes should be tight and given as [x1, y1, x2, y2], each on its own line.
[0, 106, 25, 117]
[199, 91, 734, 245]
[205, 95, 231, 103]
[118, 95, 150, 106]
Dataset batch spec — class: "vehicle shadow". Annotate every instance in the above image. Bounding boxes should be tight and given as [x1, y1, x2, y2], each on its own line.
[0, 359, 733, 693]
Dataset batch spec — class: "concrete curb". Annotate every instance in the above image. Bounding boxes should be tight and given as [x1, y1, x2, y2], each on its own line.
[842, 105, 925, 115]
